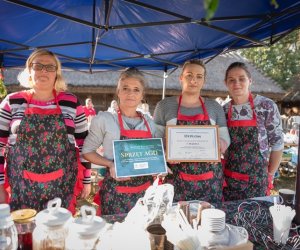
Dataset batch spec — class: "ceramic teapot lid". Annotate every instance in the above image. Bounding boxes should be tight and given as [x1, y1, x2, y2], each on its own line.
[71, 205, 106, 236]
[35, 198, 71, 227]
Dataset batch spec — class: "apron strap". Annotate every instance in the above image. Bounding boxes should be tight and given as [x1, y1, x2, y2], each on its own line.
[117, 109, 152, 138]
[177, 95, 210, 121]
[227, 92, 257, 127]
[25, 90, 62, 115]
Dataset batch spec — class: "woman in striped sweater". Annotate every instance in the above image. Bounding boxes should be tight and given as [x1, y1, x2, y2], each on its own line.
[0, 49, 91, 212]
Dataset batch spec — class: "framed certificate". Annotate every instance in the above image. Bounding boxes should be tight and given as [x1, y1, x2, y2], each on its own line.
[166, 125, 220, 162]
[113, 138, 168, 178]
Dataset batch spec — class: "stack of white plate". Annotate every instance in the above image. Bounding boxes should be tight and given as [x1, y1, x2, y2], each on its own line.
[201, 208, 226, 232]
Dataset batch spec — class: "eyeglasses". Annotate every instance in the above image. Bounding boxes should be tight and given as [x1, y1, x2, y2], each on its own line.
[31, 63, 57, 72]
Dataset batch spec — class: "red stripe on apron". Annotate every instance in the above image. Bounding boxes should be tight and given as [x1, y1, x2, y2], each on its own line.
[23, 169, 63, 182]
[179, 171, 214, 181]
[116, 181, 151, 194]
[224, 169, 249, 182]
[25, 107, 61, 115]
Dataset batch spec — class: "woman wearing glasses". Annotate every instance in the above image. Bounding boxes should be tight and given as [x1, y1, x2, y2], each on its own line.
[0, 49, 91, 212]
[83, 68, 158, 215]
[153, 59, 230, 204]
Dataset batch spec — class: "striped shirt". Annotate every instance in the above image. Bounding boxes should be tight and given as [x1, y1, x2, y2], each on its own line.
[0, 90, 91, 185]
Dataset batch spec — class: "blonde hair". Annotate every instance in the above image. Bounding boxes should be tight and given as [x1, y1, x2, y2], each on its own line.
[181, 59, 207, 78]
[116, 68, 147, 96]
[18, 49, 67, 91]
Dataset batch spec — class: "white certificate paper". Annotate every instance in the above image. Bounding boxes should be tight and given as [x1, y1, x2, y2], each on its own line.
[166, 125, 220, 162]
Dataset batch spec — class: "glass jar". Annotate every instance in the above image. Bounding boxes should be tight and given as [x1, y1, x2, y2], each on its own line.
[11, 209, 36, 250]
[0, 204, 18, 250]
[32, 198, 71, 250]
[65, 205, 106, 250]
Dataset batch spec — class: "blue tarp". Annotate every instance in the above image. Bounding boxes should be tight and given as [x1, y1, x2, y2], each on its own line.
[1, 0, 300, 72]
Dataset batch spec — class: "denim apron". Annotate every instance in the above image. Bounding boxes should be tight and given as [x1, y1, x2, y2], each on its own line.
[99, 110, 153, 215]
[7, 91, 77, 211]
[171, 96, 223, 204]
[223, 93, 268, 201]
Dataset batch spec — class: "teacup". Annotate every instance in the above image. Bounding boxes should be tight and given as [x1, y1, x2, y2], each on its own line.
[279, 189, 295, 207]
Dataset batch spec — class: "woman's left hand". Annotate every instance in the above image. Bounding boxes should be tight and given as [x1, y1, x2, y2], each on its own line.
[219, 138, 228, 154]
[108, 161, 131, 182]
[81, 183, 91, 199]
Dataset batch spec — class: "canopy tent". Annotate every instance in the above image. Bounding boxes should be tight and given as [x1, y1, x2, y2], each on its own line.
[0, 0, 300, 194]
[1, 0, 300, 72]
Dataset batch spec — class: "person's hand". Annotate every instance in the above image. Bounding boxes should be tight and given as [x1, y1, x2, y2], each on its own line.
[0, 185, 8, 204]
[167, 166, 173, 174]
[167, 161, 181, 165]
[80, 183, 91, 199]
[219, 138, 228, 154]
[108, 161, 131, 182]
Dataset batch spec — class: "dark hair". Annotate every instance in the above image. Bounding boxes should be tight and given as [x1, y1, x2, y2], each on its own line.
[181, 59, 206, 78]
[225, 62, 251, 80]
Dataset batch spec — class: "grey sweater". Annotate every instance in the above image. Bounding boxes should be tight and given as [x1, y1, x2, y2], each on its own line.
[82, 111, 158, 160]
[153, 96, 231, 146]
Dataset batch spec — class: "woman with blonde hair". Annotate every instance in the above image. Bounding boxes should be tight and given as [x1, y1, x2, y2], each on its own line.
[0, 49, 91, 212]
[83, 68, 158, 215]
[154, 59, 230, 204]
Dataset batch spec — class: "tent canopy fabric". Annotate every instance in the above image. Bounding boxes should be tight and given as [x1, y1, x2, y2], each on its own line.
[1, 0, 300, 72]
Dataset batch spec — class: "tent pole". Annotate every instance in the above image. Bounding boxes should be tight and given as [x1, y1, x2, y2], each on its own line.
[294, 125, 300, 224]
[162, 67, 167, 100]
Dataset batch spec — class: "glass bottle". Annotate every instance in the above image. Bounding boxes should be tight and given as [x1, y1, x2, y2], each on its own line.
[32, 198, 71, 250]
[0, 204, 18, 250]
[11, 209, 37, 250]
[65, 205, 106, 250]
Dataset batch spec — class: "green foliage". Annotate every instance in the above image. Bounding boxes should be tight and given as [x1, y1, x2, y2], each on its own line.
[204, 0, 219, 20]
[240, 30, 300, 90]
[203, 0, 279, 20]
[0, 69, 7, 99]
[270, 0, 279, 9]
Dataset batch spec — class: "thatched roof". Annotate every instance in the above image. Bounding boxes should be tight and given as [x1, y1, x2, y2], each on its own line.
[3, 52, 285, 100]
[282, 74, 300, 103]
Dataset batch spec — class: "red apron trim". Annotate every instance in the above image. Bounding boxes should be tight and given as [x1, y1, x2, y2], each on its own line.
[227, 119, 257, 127]
[67, 160, 85, 215]
[179, 171, 213, 181]
[120, 129, 152, 138]
[117, 109, 152, 138]
[25, 107, 61, 115]
[116, 181, 151, 194]
[23, 169, 64, 182]
[25, 90, 62, 115]
[227, 93, 257, 128]
[224, 169, 249, 182]
[177, 95, 210, 121]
